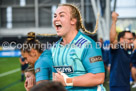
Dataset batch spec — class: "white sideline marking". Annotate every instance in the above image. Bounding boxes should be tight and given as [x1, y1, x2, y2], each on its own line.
[0, 68, 20, 77]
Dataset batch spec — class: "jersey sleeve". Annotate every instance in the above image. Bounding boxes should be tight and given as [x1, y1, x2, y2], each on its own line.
[81, 41, 105, 74]
[35, 60, 50, 82]
[35, 50, 53, 82]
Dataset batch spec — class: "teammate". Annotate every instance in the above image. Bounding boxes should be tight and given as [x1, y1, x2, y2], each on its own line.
[24, 66, 36, 91]
[19, 55, 28, 81]
[51, 4, 105, 91]
[110, 12, 134, 91]
[21, 32, 53, 84]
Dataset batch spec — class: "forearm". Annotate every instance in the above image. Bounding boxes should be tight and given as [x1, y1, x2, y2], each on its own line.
[110, 21, 117, 43]
[110, 12, 119, 44]
[72, 73, 105, 87]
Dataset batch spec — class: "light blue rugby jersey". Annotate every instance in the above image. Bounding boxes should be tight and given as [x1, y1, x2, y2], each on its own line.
[34, 49, 53, 82]
[51, 31, 105, 91]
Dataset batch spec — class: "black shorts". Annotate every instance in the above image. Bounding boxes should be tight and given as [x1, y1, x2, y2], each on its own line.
[21, 64, 28, 71]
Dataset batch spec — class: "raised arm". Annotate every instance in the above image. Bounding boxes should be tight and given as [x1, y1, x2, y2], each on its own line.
[110, 12, 119, 44]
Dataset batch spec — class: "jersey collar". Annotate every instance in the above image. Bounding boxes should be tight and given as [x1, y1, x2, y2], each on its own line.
[58, 31, 81, 45]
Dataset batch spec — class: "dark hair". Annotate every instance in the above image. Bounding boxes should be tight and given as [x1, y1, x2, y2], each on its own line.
[117, 31, 133, 41]
[21, 32, 43, 53]
[24, 66, 35, 75]
[30, 81, 66, 91]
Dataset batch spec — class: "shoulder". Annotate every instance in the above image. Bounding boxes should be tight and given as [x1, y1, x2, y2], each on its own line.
[77, 32, 102, 57]
[35, 50, 53, 67]
[75, 32, 96, 48]
[79, 31, 95, 41]
[42, 49, 52, 56]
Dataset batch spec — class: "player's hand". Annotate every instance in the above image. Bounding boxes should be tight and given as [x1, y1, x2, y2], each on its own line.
[24, 79, 29, 91]
[53, 72, 66, 86]
[25, 77, 35, 91]
[112, 12, 119, 22]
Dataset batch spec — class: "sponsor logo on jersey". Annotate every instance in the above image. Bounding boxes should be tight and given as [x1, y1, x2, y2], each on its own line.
[35, 68, 40, 73]
[89, 56, 102, 63]
[53, 66, 74, 74]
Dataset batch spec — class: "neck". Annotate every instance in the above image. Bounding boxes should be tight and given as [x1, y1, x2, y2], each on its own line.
[35, 52, 42, 62]
[62, 29, 78, 45]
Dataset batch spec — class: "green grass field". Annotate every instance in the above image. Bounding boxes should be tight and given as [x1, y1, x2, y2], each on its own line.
[0, 57, 136, 91]
[0, 57, 25, 91]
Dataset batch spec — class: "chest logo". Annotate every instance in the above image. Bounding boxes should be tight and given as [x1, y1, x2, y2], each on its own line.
[53, 66, 74, 74]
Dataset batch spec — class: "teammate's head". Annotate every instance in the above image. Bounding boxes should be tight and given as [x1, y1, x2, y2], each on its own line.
[53, 4, 76, 36]
[30, 81, 66, 91]
[21, 32, 43, 67]
[53, 4, 98, 36]
[118, 31, 134, 47]
[24, 66, 35, 80]
[24, 66, 35, 90]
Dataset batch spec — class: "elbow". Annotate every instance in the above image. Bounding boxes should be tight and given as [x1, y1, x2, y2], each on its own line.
[97, 73, 105, 85]
[98, 77, 104, 84]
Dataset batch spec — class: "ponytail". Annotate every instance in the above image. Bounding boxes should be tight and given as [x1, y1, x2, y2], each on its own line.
[37, 33, 57, 36]
[81, 13, 99, 35]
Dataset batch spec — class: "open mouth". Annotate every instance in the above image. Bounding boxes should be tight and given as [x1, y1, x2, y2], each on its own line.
[55, 23, 62, 30]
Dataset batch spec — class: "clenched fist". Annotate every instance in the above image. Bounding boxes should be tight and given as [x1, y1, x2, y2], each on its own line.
[112, 12, 119, 22]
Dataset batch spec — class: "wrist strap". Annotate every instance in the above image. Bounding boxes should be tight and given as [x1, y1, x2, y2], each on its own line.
[60, 73, 73, 86]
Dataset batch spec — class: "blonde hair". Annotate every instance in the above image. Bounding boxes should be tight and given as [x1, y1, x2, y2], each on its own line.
[27, 32, 36, 41]
[25, 66, 35, 75]
[27, 32, 57, 37]
[59, 3, 99, 35]
[37, 33, 57, 36]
